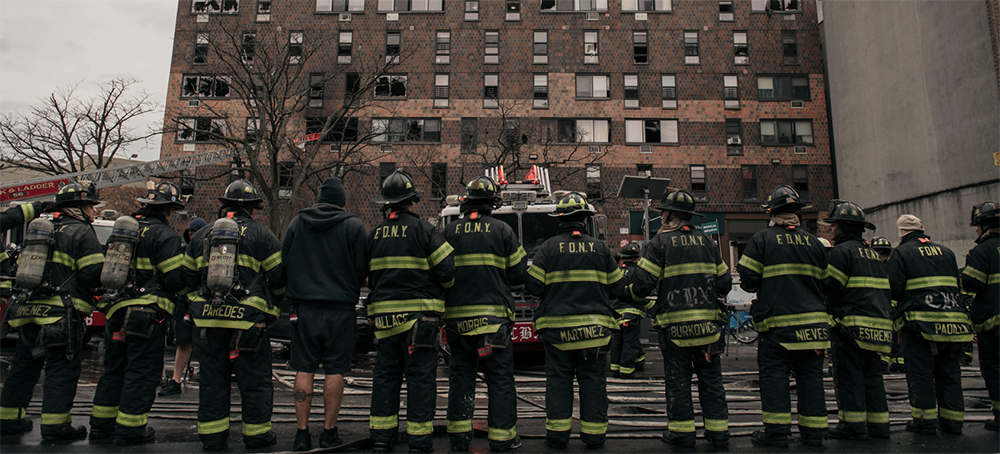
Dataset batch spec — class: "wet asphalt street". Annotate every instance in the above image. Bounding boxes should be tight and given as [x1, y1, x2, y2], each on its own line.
[1, 334, 998, 453]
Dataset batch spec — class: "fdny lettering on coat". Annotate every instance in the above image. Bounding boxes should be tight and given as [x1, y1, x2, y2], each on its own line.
[794, 326, 828, 342]
[918, 246, 943, 256]
[558, 325, 606, 342]
[856, 248, 883, 261]
[372, 225, 409, 240]
[775, 233, 814, 247]
[201, 304, 246, 319]
[374, 313, 409, 330]
[452, 223, 491, 235]
[558, 241, 597, 254]
[670, 235, 706, 247]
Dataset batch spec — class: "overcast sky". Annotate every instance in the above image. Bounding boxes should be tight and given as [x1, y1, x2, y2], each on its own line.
[0, 0, 177, 162]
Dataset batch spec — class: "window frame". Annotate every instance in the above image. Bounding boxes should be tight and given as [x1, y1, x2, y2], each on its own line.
[584, 30, 599, 64]
[683, 31, 699, 65]
[621, 0, 671, 12]
[315, 0, 365, 12]
[434, 73, 450, 108]
[724, 75, 740, 109]
[540, 0, 609, 12]
[506, 0, 521, 20]
[782, 30, 798, 65]
[484, 30, 500, 65]
[177, 117, 227, 143]
[192, 0, 240, 14]
[194, 33, 209, 65]
[182, 75, 232, 99]
[759, 119, 814, 146]
[661, 74, 677, 109]
[542, 118, 610, 144]
[757, 75, 810, 100]
[435, 31, 451, 64]
[374, 74, 409, 99]
[624, 74, 639, 109]
[533, 74, 549, 109]
[734, 31, 749, 65]
[309, 73, 324, 108]
[484, 74, 499, 108]
[385, 31, 401, 64]
[741, 165, 758, 201]
[690, 164, 706, 200]
[633, 31, 648, 64]
[289, 32, 303, 65]
[533, 31, 549, 64]
[338, 31, 353, 64]
[624, 118, 679, 144]
[575, 74, 610, 99]
[377, 0, 444, 12]
[371, 118, 442, 143]
[465, 0, 480, 20]
[792, 164, 810, 202]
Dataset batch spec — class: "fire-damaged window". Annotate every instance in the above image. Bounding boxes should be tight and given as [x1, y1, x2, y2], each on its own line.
[374, 75, 408, 99]
[372, 118, 441, 143]
[242, 33, 256, 64]
[177, 117, 227, 143]
[245, 118, 261, 142]
[460, 117, 478, 153]
[256, 0, 271, 21]
[182, 75, 231, 99]
[192, 0, 239, 13]
[306, 117, 359, 143]
[289, 32, 303, 65]
[194, 33, 209, 65]
[180, 167, 196, 196]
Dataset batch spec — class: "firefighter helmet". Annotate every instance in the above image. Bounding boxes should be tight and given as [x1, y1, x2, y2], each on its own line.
[462, 176, 502, 207]
[218, 179, 264, 209]
[374, 170, 421, 204]
[970, 201, 999, 226]
[54, 180, 103, 208]
[619, 242, 641, 259]
[550, 192, 595, 218]
[763, 184, 807, 213]
[821, 200, 876, 230]
[657, 189, 703, 217]
[870, 236, 893, 253]
[136, 182, 185, 209]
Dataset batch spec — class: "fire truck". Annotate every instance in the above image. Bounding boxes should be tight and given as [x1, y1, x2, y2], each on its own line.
[438, 166, 606, 351]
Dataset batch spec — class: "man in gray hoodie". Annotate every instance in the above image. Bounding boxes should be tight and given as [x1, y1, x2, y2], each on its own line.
[281, 177, 369, 451]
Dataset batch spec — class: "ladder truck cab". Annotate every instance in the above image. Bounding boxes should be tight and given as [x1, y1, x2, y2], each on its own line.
[438, 166, 606, 351]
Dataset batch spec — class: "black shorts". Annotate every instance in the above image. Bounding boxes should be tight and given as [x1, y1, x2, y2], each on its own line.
[289, 303, 356, 375]
[171, 308, 193, 345]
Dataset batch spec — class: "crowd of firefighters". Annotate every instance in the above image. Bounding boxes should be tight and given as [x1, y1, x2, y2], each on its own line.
[0, 171, 996, 452]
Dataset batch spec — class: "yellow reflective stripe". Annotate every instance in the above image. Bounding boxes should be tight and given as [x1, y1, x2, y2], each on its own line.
[370, 256, 430, 271]
[240, 296, 279, 317]
[762, 263, 826, 279]
[1, 281, 13, 290]
[428, 242, 454, 268]
[1, 251, 8, 262]
[237, 254, 261, 272]
[974, 314, 1000, 333]
[667, 419, 695, 433]
[444, 305, 513, 320]
[195, 255, 209, 269]
[662, 262, 718, 278]
[442, 278, 455, 289]
[21, 203, 35, 220]
[656, 309, 721, 324]
[507, 247, 526, 267]
[78, 252, 105, 269]
[407, 420, 434, 436]
[798, 415, 828, 429]
[546, 418, 572, 432]
[616, 306, 644, 317]
[106, 296, 177, 318]
[51, 251, 75, 269]
[608, 267, 623, 284]
[609, 363, 620, 371]
[271, 286, 285, 296]
[550, 336, 611, 351]
[838, 410, 866, 423]
[544, 269, 617, 285]
[184, 254, 198, 270]
[962, 265, 988, 284]
[756, 312, 832, 331]
[580, 420, 607, 435]
[192, 319, 255, 330]
[158, 253, 186, 273]
[846, 276, 890, 289]
[454, 253, 506, 268]
[867, 412, 889, 423]
[117, 411, 147, 427]
[837, 315, 893, 330]
[374, 319, 418, 339]
[704, 418, 728, 432]
[738, 254, 763, 274]
[135, 257, 155, 270]
[41, 412, 72, 425]
[92, 405, 119, 419]
[716, 261, 729, 276]
[762, 412, 792, 424]
[369, 414, 399, 430]
[368, 299, 444, 315]
[243, 421, 271, 436]
[261, 251, 281, 271]
[528, 265, 545, 282]
[0, 407, 25, 420]
[990, 274, 1000, 285]
[911, 407, 937, 419]
[198, 417, 231, 435]
[670, 332, 722, 347]
[905, 276, 958, 291]
[618, 365, 635, 374]
[488, 426, 517, 442]
[827, 265, 848, 286]
[447, 419, 472, 433]
[534, 314, 618, 330]
[905, 311, 971, 324]
[637, 257, 663, 277]
[938, 408, 964, 422]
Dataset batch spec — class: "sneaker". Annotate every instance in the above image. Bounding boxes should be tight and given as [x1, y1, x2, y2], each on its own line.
[245, 431, 277, 449]
[320, 427, 342, 448]
[41, 424, 87, 442]
[115, 427, 155, 446]
[490, 435, 521, 451]
[751, 430, 788, 447]
[905, 420, 936, 435]
[158, 380, 182, 397]
[1, 418, 32, 435]
[661, 430, 696, 447]
[293, 428, 311, 451]
[826, 425, 868, 440]
[544, 439, 568, 449]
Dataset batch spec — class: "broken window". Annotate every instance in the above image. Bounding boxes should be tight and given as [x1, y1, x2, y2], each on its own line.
[734, 31, 749, 65]
[182, 75, 231, 99]
[782, 31, 798, 65]
[194, 33, 209, 65]
[177, 117, 227, 143]
[306, 117, 359, 143]
[191, 0, 238, 13]
[242, 33, 256, 63]
[278, 162, 293, 198]
[289, 32, 303, 65]
[542, 118, 609, 143]
[372, 118, 441, 143]
[586, 165, 602, 200]
[460, 118, 478, 153]
[690, 165, 706, 200]
[374, 75, 408, 98]
[345, 73, 362, 102]
[246, 118, 261, 142]
[256, 0, 271, 21]
[309, 73, 324, 108]
[633, 31, 648, 64]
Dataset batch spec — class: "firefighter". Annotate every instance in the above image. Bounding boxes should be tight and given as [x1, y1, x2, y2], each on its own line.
[366, 171, 455, 453]
[443, 176, 526, 451]
[871, 237, 893, 262]
[888, 214, 971, 435]
[0, 181, 104, 441]
[182, 179, 286, 451]
[736, 185, 829, 447]
[961, 202, 999, 431]
[871, 236, 903, 372]
[160, 217, 208, 398]
[1, 201, 51, 300]
[630, 189, 732, 448]
[609, 241, 647, 379]
[525, 192, 625, 450]
[89, 182, 187, 445]
[821, 201, 892, 440]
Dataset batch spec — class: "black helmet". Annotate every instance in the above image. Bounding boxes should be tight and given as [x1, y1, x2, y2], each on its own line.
[219, 179, 264, 209]
[619, 242, 641, 259]
[970, 201, 999, 226]
[54, 180, 102, 208]
[870, 236, 893, 253]
[137, 182, 184, 209]
[463, 176, 502, 207]
[374, 171, 421, 204]
[763, 184, 807, 213]
[550, 192, 595, 218]
[821, 200, 875, 230]
[657, 189, 703, 217]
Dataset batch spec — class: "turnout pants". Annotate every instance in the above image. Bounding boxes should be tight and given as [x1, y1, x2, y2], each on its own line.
[369, 331, 438, 450]
[610, 319, 643, 375]
[901, 328, 965, 432]
[90, 308, 168, 437]
[0, 318, 84, 437]
[445, 330, 517, 448]
[193, 326, 274, 447]
[979, 329, 1000, 422]
[830, 329, 889, 435]
[658, 331, 729, 442]
[757, 333, 828, 439]
[542, 342, 608, 447]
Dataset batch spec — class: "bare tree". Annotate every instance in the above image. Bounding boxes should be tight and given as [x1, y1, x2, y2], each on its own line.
[0, 78, 158, 175]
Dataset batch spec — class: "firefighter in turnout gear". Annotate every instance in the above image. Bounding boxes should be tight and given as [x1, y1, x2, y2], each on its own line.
[443, 176, 526, 451]
[366, 171, 455, 453]
[888, 214, 971, 435]
[1, 201, 51, 300]
[871, 236, 904, 372]
[961, 202, 999, 431]
[820, 201, 893, 440]
[182, 179, 287, 451]
[737, 185, 830, 447]
[631, 189, 732, 448]
[609, 242, 647, 379]
[525, 192, 626, 450]
[0, 181, 104, 441]
[89, 182, 188, 446]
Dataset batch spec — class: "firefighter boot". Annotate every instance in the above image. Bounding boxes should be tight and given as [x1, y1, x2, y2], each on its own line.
[751, 430, 789, 447]
[826, 423, 868, 440]
[661, 430, 696, 447]
[41, 423, 88, 443]
[1, 418, 32, 435]
[115, 426, 155, 446]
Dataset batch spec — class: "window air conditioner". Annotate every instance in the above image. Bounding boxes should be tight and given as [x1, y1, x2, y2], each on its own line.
[188, 100, 200, 107]
[339, 13, 352, 21]
[386, 13, 399, 21]
[380, 144, 393, 153]
[790, 100, 804, 108]
[727, 136, 742, 145]
[794, 146, 807, 154]
[586, 12, 599, 21]
[639, 145, 652, 154]
[588, 145, 601, 153]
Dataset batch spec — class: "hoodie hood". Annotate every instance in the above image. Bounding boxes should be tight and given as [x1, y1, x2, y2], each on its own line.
[298, 203, 355, 232]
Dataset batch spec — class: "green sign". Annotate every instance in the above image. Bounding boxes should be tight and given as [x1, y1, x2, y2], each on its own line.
[701, 220, 720, 235]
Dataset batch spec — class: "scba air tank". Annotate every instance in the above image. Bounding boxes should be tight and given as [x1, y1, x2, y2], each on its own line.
[100, 216, 140, 290]
[16, 218, 55, 290]
[206, 217, 239, 297]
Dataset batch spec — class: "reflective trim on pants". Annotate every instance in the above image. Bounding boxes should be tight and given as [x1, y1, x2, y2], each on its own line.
[91, 405, 118, 419]
[407, 420, 434, 436]
[838, 410, 866, 423]
[0, 407, 25, 420]
[40, 412, 72, 425]
[488, 426, 517, 442]
[762, 411, 792, 425]
[911, 407, 938, 420]
[447, 419, 472, 434]
[370, 414, 399, 431]
[798, 415, 829, 429]
[704, 418, 728, 432]
[243, 421, 271, 436]
[546, 418, 572, 432]
[580, 420, 608, 435]
[198, 417, 231, 435]
[867, 411, 889, 424]
[939, 407, 964, 422]
[668, 419, 695, 433]
[116, 411, 147, 428]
